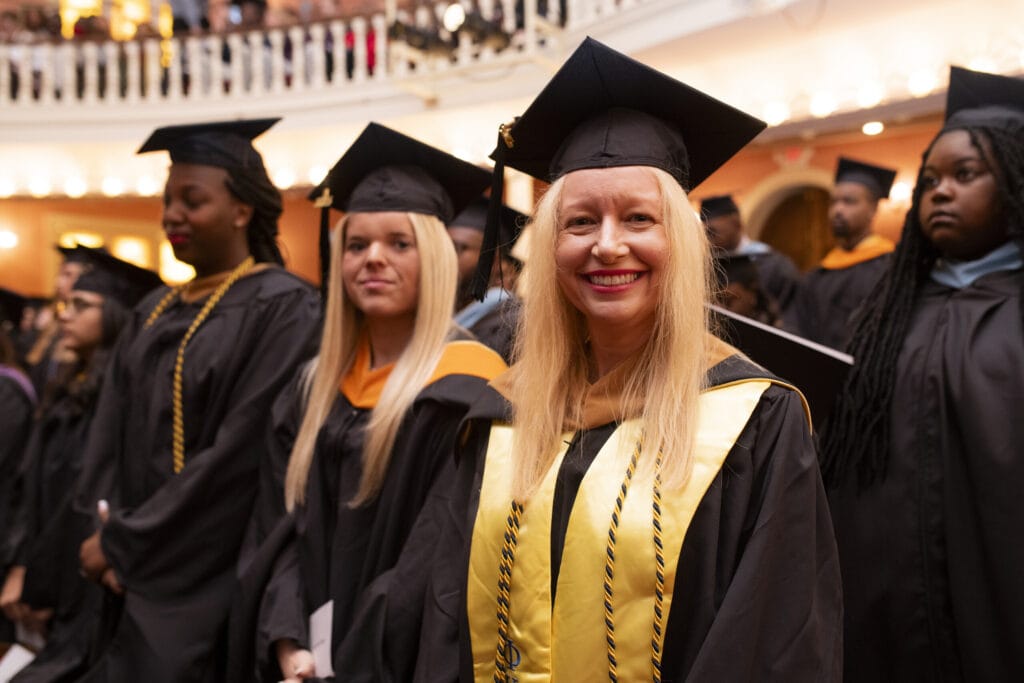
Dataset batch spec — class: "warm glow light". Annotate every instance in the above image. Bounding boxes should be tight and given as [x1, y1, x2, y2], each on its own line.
[101, 177, 125, 197]
[159, 242, 195, 284]
[908, 70, 938, 96]
[890, 180, 912, 204]
[59, 231, 103, 248]
[64, 177, 88, 198]
[967, 56, 998, 73]
[272, 167, 296, 189]
[763, 101, 790, 126]
[307, 165, 327, 185]
[0, 230, 18, 249]
[442, 2, 466, 32]
[112, 236, 150, 267]
[809, 92, 837, 118]
[28, 176, 52, 197]
[0, 178, 15, 198]
[862, 121, 884, 136]
[136, 175, 160, 196]
[856, 83, 884, 109]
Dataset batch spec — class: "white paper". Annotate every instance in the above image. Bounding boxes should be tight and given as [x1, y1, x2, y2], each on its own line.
[309, 599, 334, 678]
[0, 643, 36, 682]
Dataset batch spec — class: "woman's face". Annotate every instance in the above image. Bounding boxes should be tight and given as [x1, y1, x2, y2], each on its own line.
[918, 129, 1007, 260]
[555, 166, 668, 342]
[162, 163, 253, 275]
[58, 289, 104, 353]
[341, 212, 420, 323]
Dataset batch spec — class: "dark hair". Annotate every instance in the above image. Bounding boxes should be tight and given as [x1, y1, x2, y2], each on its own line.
[821, 123, 1024, 489]
[0, 328, 17, 367]
[225, 171, 285, 266]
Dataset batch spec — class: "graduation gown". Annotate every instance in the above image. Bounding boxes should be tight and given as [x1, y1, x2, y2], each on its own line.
[466, 297, 519, 365]
[0, 368, 34, 644]
[828, 267, 1024, 681]
[72, 266, 320, 683]
[748, 247, 802, 316]
[354, 346, 841, 682]
[796, 234, 894, 350]
[240, 338, 507, 682]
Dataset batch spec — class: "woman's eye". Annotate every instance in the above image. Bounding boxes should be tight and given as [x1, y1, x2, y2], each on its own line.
[565, 216, 594, 229]
[628, 213, 653, 224]
[920, 175, 938, 189]
[955, 167, 979, 182]
[345, 242, 365, 252]
[394, 240, 413, 250]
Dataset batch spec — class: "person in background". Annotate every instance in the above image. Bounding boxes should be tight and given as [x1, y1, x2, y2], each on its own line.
[1, 250, 162, 683]
[449, 197, 524, 363]
[795, 157, 897, 349]
[72, 118, 320, 682]
[713, 253, 783, 327]
[822, 66, 1024, 682]
[701, 193, 802, 321]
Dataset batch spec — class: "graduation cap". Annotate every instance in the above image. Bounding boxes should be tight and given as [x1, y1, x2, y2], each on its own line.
[451, 197, 526, 256]
[700, 194, 740, 220]
[472, 36, 765, 298]
[70, 246, 164, 309]
[0, 288, 26, 326]
[944, 65, 1024, 130]
[308, 123, 492, 300]
[711, 304, 853, 425]
[137, 118, 280, 172]
[834, 157, 896, 201]
[56, 243, 105, 264]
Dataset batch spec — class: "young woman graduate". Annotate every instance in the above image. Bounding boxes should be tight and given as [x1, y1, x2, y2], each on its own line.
[1, 249, 162, 682]
[361, 38, 842, 683]
[822, 66, 1024, 681]
[232, 123, 507, 683]
[71, 118, 321, 682]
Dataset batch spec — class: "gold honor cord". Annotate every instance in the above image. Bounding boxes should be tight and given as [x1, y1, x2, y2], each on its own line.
[144, 256, 255, 473]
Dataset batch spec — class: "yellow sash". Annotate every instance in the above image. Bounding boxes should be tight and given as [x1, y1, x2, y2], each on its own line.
[467, 379, 772, 682]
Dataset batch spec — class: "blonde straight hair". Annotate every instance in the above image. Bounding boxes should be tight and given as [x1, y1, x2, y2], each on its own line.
[508, 167, 711, 500]
[284, 211, 457, 510]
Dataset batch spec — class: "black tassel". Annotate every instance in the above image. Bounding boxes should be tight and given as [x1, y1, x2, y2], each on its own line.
[313, 188, 334, 307]
[470, 122, 515, 301]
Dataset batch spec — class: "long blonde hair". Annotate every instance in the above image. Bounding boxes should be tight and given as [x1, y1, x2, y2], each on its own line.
[284, 211, 457, 510]
[508, 167, 711, 500]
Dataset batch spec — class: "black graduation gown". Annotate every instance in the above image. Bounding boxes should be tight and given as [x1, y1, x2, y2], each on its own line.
[828, 267, 1024, 682]
[4, 383, 101, 683]
[353, 354, 842, 682]
[240, 366, 498, 683]
[0, 370, 34, 644]
[466, 297, 520, 365]
[796, 254, 890, 350]
[749, 248, 802, 318]
[72, 267, 319, 683]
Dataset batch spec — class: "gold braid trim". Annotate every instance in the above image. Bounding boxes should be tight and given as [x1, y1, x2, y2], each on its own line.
[143, 256, 256, 474]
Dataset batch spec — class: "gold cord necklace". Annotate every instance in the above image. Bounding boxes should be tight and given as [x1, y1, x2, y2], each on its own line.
[143, 256, 255, 473]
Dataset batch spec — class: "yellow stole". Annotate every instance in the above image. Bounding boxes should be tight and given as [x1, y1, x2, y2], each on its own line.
[819, 234, 895, 270]
[467, 378, 773, 682]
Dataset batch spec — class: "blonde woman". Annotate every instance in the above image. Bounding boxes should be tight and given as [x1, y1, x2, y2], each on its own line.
[384, 39, 842, 682]
[240, 124, 507, 683]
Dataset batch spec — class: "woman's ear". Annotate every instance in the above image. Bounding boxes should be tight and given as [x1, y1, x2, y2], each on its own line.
[233, 202, 255, 230]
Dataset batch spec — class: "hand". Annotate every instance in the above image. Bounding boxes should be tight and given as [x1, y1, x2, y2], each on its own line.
[21, 606, 54, 635]
[101, 568, 124, 596]
[1, 565, 27, 622]
[79, 500, 112, 583]
[275, 638, 316, 682]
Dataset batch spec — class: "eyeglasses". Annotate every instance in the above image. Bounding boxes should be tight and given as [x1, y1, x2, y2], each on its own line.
[60, 296, 103, 315]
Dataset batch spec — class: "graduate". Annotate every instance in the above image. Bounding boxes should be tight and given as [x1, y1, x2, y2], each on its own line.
[449, 198, 524, 363]
[700, 194, 802, 318]
[233, 123, 506, 683]
[713, 253, 784, 327]
[822, 66, 1024, 682]
[71, 118, 321, 682]
[365, 37, 841, 682]
[796, 157, 897, 349]
[1, 249, 162, 683]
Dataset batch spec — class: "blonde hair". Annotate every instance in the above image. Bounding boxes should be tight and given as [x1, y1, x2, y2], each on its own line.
[508, 167, 712, 500]
[284, 211, 457, 510]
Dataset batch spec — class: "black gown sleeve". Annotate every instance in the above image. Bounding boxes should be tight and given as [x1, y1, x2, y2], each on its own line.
[95, 290, 319, 596]
[0, 374, 35, 570]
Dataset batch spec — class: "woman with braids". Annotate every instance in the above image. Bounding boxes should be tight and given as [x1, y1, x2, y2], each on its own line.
[228, 123, 505, 683]
[71, 119, 320, 682]
[1, 249, 161, 682]
[822, 66, 1024, 681]
[357, 39, 841, 683]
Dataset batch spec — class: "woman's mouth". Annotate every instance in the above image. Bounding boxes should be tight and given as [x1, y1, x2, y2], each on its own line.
[584, 271, 642, 286]
[166, 233, 190, 246]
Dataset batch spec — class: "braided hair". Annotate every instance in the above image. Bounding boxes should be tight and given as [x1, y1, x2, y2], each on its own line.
[820, 119, 1024, 489]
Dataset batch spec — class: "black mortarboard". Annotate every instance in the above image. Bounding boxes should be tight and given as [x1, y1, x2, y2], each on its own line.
[834, 157, 896, 200]
[472, 36, 765, 298]
[712, 304, 853, 425]
[943, 65, 1024, 131]
[451, 197, 526, 253]
[70, 246, 164, 309]
[0, 288, 26, 326]
[56, 243, 105, 264]
[137, 118, 279, 172]
[308, 123, 492, 301]
[700, 194, 740, 220]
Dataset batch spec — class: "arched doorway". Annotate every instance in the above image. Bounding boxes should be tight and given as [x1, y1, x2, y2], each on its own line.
[759, 186, 832, 272]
